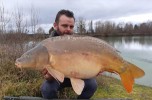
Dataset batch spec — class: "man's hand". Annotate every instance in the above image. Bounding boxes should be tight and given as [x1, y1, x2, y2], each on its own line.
[42, 68, 55, 81]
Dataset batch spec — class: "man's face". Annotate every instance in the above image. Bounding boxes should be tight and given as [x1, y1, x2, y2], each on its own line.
[54, 15, 75, 35]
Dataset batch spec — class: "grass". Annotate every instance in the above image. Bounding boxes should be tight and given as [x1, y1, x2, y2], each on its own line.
[92, 76, 152, 100]
[1, 74, 152, 100]
[0, 35, 152, 100]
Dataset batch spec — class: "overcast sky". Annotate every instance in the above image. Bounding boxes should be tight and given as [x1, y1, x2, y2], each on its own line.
[1, 0, 152, 32]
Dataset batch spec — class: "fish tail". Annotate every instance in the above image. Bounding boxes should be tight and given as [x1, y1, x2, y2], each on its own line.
[127, 62, 145, 79]
[120, 67, 134, 93]
[120, 62, 145, 93]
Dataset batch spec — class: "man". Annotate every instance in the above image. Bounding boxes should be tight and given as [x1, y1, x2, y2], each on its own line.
[41, 9, 97, 99]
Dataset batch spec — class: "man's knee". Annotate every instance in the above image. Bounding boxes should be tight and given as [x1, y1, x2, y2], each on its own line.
[77, 79, 97, 99]
[85, 78, 97, 92]
[40, 80, 59, 99]
[41, 80, 58, 92]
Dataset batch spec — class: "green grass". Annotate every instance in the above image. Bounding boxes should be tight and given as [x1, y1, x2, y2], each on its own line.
[92, 76, 152, 100]
[1, 73, 152, 100]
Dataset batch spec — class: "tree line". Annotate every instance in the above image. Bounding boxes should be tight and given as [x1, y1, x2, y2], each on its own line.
[76, 17, 152, 36]
[1, 4, 152, 37]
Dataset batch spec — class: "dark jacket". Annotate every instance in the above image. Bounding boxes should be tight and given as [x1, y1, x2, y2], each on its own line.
[49, 30, 60, 37]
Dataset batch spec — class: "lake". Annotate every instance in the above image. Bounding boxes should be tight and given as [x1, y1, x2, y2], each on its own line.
[100, 36, 152, 87]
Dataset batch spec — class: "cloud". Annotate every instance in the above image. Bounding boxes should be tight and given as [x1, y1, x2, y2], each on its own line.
[110, 13, 152, 23]
[1, 0, 152, 29]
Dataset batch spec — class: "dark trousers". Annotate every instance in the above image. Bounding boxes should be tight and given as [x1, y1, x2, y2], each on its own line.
[40, 78, 97, 99]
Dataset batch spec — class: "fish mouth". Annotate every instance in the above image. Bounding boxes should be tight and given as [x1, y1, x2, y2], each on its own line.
[15, 60, 22, 68]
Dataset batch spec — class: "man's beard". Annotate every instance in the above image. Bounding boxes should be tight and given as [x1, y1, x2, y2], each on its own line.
[56, 27, 73, 35]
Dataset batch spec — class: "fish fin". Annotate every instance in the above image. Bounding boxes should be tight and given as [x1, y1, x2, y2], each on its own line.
[127, 61, 145, 78]
[46, 66, 64, 83]
[120, 68, 134, 93]
[70, 78, 85, 95]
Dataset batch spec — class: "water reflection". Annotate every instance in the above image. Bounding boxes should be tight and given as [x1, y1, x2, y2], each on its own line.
[100, 36, 152, 50]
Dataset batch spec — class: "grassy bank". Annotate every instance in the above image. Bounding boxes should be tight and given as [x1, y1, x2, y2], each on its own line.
[1, 74, 152, 100]
[93, 76, 152, 100]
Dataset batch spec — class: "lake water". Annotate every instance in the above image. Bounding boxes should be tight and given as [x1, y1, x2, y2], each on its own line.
[99, 36, 152, 87]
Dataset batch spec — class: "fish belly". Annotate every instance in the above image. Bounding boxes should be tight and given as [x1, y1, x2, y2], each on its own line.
[50, 52, 102, 79]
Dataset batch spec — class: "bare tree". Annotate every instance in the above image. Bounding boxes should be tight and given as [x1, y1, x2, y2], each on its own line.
[14, 7, 23, 33]
[30, 5, 39, 34]
[76, 17, 86, 34]
[36, 26, 45, 34]
[14, 7, 27, 34]
[104, 21, 117, 35]
[94, 21, 104, 35]
[0, 4, 10, 34]
[88, 20, 94, 34]
[116, 22, 125, 33]
[7, 24, 14, 33]
[95, 21, 117, 36]
[146, 21, 152, 34]
[124, 23, 134, 35]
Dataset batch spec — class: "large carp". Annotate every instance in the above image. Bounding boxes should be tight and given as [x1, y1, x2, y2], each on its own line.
[15, 35, 145, 95]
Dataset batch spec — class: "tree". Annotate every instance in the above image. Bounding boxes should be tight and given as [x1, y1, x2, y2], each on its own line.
[94, 21, 103, 34]
[95, 21, 117, 36]
[0, 4, 10, 34]
[14, 7, 27, 33]
[76, 17, 86, 34]
[103, 21, 116, 35]
[138, 23, 148, 34]
[30, 5, 39, 34]
[124, 23, 134, 35]
[36, 26, 45, 34]
[116, 22, 125, 33]
[88, 20, 94, 33]
[7, 24, 14, 33]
